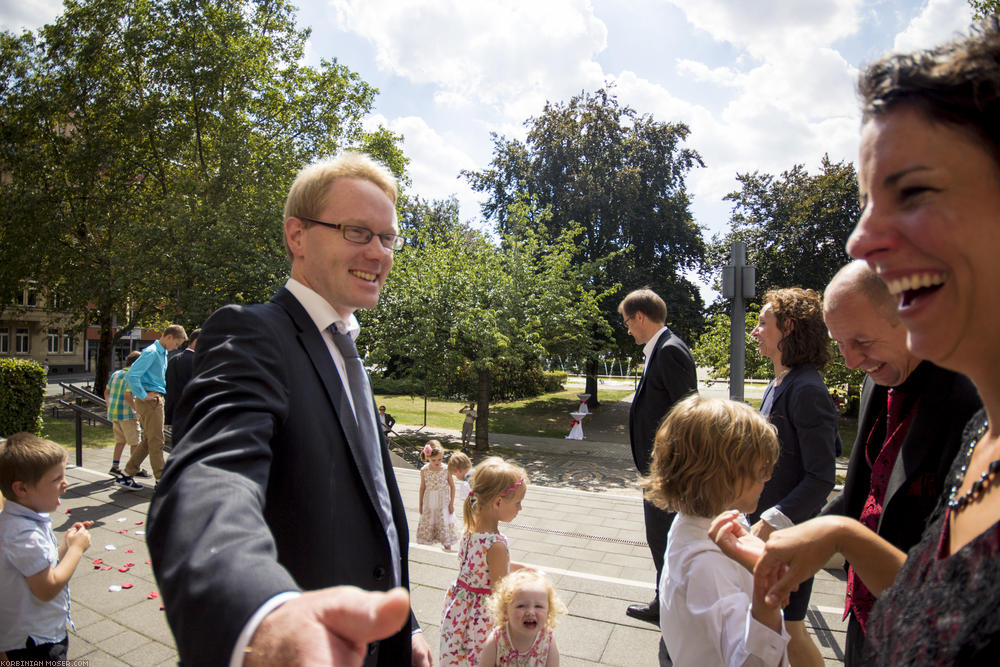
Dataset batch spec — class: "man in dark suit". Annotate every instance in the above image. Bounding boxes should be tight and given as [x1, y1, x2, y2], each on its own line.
[147, 153, 432, 666]
[619, 288, 698, 624]
[822, 260, 981, 666]
[164, 328, 199, 433]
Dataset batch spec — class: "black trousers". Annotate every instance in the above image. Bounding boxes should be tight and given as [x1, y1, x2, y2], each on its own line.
[643, 498, 676, 597]
[6, 635, 69, 665]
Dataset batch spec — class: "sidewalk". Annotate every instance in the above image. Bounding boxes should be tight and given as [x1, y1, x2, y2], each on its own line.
[52, 439, 848, 666]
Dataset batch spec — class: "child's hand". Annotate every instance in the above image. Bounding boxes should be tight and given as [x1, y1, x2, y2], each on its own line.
[709, 510, 764, 573]
[64, 521, 93, 551]
[448, 502, 454, 514]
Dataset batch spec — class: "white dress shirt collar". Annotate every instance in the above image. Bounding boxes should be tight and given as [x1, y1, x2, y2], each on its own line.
[643, 326, 669, 361]
[284, 278, 359, 339]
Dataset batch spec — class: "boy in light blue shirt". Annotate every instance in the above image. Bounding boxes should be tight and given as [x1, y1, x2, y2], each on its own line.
[0, 433, 92, 662]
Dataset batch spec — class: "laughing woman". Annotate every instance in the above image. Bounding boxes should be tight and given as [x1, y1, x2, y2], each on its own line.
[724, 18, 1000, 665]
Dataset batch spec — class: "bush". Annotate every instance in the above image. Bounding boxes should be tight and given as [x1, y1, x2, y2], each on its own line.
[541, 371, 567, 393]
[371, 374, 425, 396]
[0, 358, 46, 436]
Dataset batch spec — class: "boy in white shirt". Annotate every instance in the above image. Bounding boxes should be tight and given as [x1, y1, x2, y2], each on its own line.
[642, 395, 790, 666]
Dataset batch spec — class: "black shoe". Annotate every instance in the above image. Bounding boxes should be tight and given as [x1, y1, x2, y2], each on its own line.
[135, 468, 152, 478]
[115, 475, 143, 492]
[626, 601, 660, 625]
[109, 465, 123, 478]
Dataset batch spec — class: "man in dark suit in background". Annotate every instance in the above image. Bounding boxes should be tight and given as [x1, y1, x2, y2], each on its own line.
[822, 260, 981, 665]
[619, 288, 698, 624]
[164, 328, 199, 436]
[148, 153, 432, 666]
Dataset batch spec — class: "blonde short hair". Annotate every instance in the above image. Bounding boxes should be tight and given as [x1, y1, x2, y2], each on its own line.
[283, 152, 398, 260]
[487, 569, 567, 630]
[447, 451, 472, 475]
[463, 456, 528, 533]
[642, 395, 779, 517]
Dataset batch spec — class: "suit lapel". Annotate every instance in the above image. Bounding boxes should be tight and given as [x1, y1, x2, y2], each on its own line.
[272, 288, 384, 516]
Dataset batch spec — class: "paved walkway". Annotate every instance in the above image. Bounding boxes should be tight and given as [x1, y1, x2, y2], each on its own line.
[52, 433, 849, 666]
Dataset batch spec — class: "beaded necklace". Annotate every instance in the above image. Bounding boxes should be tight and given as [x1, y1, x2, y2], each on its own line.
[947, 416, 1000, 512]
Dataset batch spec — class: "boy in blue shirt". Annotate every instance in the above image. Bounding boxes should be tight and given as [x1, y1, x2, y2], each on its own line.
[0, 433, 92, 663]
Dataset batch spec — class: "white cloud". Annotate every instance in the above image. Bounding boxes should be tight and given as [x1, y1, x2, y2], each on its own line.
[328, 0, 609, 117]
[0, 0, 62, 33]
[675, 59, 740, 86]
[666, 0, 863, 57]
[892, 0, 974, 53]
[364, 113, 484, 218]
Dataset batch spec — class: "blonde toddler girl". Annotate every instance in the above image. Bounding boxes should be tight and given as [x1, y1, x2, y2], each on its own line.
[478, 569, 566, 666]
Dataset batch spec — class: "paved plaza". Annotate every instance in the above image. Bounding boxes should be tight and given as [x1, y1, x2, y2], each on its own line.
[51, 424, 849, 666]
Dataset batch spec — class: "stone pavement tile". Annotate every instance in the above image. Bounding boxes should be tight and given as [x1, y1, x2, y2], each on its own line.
[118, 639, 176, 666]
[555, 615, 614, 662]
[561, 657, 604, 666]
[70, 648, 132, 666]
[75, 617, 129, 644]
[70, 603, 103, 629]
[67, 635, 98, 659]
[109, 602, 176, 646]
[409, 559, 461, 590]
[410, 582, 447, 628]
[519, 551, 576, 571]
[566, 591, 660, 631]
[569, 560, 623, 578]
[586, 540, 648, 556]
[70, 569, 152, 615]
[619, 567, 655, 585]
[600, 552, 655, 570]
[599, 623, 663, 666]
[558, 545, 608, 561]
[556, 575, 654, 600]
[101, 628, 157, 657]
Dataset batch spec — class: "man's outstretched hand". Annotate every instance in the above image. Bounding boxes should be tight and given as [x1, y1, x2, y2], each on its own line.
[246, 586, 411, 666]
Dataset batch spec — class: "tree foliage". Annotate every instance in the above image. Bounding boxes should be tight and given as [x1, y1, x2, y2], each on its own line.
[0, 0, 404, 393]
[361, 196, 610, 449]
[693, 304, 770, 381]
[705, 156, 860, 297]
[463, 88, 706, 403]
[970, 0, 1000, 19]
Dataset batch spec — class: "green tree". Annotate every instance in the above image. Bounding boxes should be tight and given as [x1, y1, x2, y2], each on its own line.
[0, 0, 404, 394]
[464, 88, 706, 406]
[692, 304, 770, 381]
[705, 157, 860, 296]
[970, 0, 1000, 18]
[362, 197, 609, 449]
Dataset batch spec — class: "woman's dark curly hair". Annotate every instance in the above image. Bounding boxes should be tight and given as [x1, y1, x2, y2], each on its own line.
[859, 17, 1000, 165]
[764, 287, 832, 370]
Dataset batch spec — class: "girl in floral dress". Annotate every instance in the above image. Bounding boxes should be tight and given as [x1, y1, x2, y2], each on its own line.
[440, 457, 528, 666]
[478, 569, 566, 666]
[417, 440, 457, 549]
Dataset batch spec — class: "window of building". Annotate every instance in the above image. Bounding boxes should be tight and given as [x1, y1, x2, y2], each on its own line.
[16, 282, 39, 307]
[63, 331, 75, 353]
[15, 328, 29, 354]
[47, 329, 60, 353]
[0, 328, 8, 353]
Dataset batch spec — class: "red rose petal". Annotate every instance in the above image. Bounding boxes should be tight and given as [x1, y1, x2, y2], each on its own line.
[125, 548, 134, 553]
[102, 566, 113, 571]
[159, 605, 165, 610]
[118, 567, 130, 572]
[93, 564, 102, 569]
[125, 562, 135, 567]
[118, 529, 128, 534]
[65, 509, 71, 513]
[147, 592, 159, 600]
[122, 583, 134, 589]
[145, 560, 152, 565]
[135, 521, 144, 525]
[93, 559, 104, 564]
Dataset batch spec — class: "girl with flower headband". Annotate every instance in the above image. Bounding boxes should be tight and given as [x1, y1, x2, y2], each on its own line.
[440, 456, 529, 666]
[417, 440, 457, 550]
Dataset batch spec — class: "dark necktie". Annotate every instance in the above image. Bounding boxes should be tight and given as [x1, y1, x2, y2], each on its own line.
[846, 387, 907, 630]
[329, 327, 401, 586]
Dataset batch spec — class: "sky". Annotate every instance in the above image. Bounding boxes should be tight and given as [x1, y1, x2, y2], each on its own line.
[2, 0, 976, 297]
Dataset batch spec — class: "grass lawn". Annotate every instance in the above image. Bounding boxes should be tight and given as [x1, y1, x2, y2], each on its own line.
[376, 388, 633, 439]
[41, 417, 116, 450]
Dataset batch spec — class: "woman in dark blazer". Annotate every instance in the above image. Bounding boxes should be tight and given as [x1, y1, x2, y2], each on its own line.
[750, 287, 840, 667]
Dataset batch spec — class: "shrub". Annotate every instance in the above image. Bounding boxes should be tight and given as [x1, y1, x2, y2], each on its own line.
[0, 358, 46, 436]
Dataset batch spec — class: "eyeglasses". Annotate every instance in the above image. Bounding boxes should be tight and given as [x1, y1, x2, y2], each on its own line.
[298, 216, 406, 251]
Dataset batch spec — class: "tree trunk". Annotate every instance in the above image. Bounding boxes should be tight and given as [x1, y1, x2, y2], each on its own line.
[94, 308, 114, 397]
[474, 368, 490, 451]
[585, 357, 600, 409]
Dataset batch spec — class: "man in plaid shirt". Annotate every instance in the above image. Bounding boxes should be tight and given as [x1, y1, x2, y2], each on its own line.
[104, 351, 148, 479]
